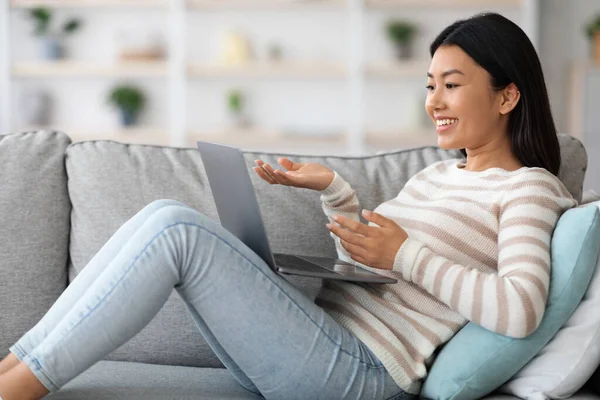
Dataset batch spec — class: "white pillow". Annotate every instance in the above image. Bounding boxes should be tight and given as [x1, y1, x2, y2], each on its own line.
[498, 200, 600, 399]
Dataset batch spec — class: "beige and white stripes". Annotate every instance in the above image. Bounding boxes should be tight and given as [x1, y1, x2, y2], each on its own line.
[314, 158, 578, 394]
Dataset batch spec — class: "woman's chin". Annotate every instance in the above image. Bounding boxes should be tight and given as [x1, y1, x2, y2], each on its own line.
[436, 136, 455, 150]
[436, 132, 465, 149]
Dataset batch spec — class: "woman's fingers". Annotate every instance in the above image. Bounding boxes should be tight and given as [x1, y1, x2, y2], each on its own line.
[253, 166, 277, 184]
[272, 169, 297, 185]
[255, 160, 278, 181]
[278, 157, 298, 171]
[254, 159, 299, 186]
[261, 163, 290, 185]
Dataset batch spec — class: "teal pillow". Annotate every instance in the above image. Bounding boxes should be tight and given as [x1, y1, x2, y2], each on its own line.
[421, 205, 600, 400]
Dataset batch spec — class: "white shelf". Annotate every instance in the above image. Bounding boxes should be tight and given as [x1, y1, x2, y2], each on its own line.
[366, 0, 522, 8]
[187, 0, 346, 10]
[10, 0, 166, 8]
[12, 61, 167, 78]
[188, 61, 346, 79]
[366, 60, 430, 78]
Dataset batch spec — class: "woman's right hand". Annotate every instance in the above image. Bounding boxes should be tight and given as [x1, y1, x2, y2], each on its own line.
[253, 158, 335, 191]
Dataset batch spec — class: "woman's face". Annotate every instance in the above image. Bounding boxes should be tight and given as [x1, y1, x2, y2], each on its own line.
[425, 44, 507, 151]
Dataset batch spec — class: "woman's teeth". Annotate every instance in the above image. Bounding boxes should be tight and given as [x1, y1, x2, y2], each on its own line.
[436, 119, 458, 126]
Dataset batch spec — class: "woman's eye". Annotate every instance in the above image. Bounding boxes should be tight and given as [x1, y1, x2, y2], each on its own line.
[425, 83, 458, 91]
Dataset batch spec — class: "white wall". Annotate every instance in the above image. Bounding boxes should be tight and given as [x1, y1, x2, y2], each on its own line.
[539, 0, 599, 133]
[538, 0, 600, 192]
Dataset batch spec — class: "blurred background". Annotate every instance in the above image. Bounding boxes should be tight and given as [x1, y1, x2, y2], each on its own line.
[0, 0, 599, 188]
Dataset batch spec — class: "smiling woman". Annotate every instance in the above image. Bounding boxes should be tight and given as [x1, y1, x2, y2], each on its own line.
[424, 12, 560, 175]
[0, 11, 578, 400]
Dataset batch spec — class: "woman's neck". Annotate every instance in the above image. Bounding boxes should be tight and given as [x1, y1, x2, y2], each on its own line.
[461, 150, 523, 172]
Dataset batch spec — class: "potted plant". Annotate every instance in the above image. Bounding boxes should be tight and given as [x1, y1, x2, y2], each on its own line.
[27, 7, 82, 60]
[386, 20, 418, 60]
[227, 89, 249, 128]
[585, 13, 600, 65]
[107, 85, 146, 127]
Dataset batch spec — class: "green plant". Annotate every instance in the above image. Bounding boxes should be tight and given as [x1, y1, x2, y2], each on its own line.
[228, 90, 244, 114]
[386, 20, 418, 45]
[63, 20, 81, 34]
[107, 85, 146, 115]
[27, 7, 82, 37]
[29, 8, 51, 36]
[585, 14, 600, 40]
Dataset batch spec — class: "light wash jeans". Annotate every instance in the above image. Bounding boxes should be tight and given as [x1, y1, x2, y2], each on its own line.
[10, 199, 412, 400]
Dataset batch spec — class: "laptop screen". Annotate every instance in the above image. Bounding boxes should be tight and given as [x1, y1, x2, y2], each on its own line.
[196, 141, 277, 270]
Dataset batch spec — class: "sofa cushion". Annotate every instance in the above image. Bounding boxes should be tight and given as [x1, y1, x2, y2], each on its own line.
[420, 204, 600, 400]
[63, 132, 586, 368]
[556, 133, 588, 203]
[0, 131, 71, 357]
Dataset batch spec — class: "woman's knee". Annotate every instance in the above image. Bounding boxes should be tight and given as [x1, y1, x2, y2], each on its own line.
[144, 199, 191, 215]
[148, 204, 212, 228]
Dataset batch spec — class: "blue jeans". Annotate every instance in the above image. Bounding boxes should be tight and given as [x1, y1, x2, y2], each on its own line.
[10, 199, 411, 400]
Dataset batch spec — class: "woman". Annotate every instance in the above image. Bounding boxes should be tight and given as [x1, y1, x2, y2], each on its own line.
[0, 12, 578, 400]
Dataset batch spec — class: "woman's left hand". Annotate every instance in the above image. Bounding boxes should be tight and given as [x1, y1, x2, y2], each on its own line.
[326, 210, 409, 271]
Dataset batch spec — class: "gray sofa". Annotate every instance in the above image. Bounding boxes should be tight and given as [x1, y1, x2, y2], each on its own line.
[0, 129, 598, 400]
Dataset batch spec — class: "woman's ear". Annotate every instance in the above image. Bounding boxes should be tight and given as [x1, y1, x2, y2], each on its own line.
[500, 83, 520, 115]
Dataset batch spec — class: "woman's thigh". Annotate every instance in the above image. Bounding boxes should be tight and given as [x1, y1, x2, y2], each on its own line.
[164, 205, 408, 400]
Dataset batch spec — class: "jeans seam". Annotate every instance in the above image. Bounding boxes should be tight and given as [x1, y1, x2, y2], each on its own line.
[31, 219, 384, 377]
[23, 354, 60, 392]
[9, 343, 26, 361]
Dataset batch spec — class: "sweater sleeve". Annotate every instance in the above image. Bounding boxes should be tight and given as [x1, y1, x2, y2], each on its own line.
[319, 172, 371, 269]
[393, 175, 578, 338]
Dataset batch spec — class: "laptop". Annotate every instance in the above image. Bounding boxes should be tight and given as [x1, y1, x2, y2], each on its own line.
[197, 141, 397, 284]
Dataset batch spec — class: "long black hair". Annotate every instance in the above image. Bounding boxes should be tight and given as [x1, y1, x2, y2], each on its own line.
[430, 12, 561, 176]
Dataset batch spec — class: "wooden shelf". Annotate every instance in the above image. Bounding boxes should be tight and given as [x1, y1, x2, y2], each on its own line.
[187, 0, 345, 10]
[366, 0, 521, 8]
[18, 126, 170, 145]
[365, 128, 439, 150]
[189, 127, 347, 152]
[366, 60, 430, 78]
[10, 0, 166, 8]
[68, 128, 170, 146]
[12, 61, 167, 78]
[188, 61, 346, 79]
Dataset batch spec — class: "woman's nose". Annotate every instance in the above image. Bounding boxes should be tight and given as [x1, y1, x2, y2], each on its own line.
[426, 90, 444, 112]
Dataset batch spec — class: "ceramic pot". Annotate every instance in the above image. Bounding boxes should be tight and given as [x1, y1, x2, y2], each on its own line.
[395, 42, 413, 60]
[120, 109, 137, 126]
[229, 111, 250, 129]
[40, 36, 64, 60]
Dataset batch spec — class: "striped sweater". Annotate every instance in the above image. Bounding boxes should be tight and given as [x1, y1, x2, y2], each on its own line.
[314, 158, 578, 394]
